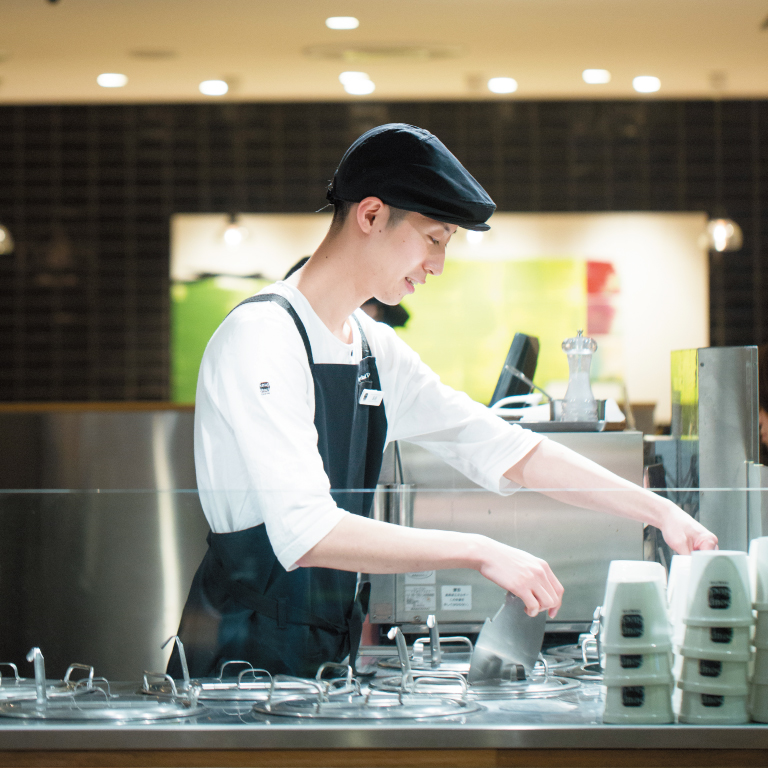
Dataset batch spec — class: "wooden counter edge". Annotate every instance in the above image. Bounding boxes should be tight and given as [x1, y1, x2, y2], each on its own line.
[0, 749, 766, 768]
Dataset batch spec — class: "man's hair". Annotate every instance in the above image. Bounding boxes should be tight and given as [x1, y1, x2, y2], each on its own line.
[330, 200, 408, 233]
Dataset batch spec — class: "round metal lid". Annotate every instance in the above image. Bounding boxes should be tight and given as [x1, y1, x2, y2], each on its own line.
[378, 653, 574, 675]
[370, 674, 580, 700]
[144, 677, 320, 702]
[253, 693, 481, 720]
[0, 681, 72, 702]
[0, 694, 204, 721]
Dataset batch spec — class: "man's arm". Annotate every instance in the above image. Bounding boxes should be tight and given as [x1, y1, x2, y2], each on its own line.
[299, 438, 717, 618]
[297, 515, 564, 618]
[503, 439, 718, 555]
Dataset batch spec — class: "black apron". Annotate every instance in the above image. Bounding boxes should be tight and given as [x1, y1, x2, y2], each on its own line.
[168, 294, 388, 679]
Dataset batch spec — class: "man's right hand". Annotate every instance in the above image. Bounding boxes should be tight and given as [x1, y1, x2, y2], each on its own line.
[477, 538, 564, 618]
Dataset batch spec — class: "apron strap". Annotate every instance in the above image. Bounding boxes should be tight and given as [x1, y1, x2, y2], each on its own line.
[350, 313, 372, 359]
[206, 551, 350, 635]
[232, 292, 372, 364]
[231, 294, 314, 366]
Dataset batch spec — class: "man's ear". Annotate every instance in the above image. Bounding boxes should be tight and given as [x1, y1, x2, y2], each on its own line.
[355, 197, 386, 234]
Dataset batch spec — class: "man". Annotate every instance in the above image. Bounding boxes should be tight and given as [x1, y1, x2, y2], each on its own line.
[169, 124, 716, 680]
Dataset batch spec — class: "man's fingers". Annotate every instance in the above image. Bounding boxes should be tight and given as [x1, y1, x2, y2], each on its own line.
[545, 564, 565, 598]
[516, 589, 542, 617]
[675, 539, 692, 556]
[694, 533, 718, 551]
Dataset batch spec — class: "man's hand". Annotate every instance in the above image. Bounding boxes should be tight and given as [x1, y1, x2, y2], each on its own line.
[658, 503, 718, 555]
[478, 539, 564, 618]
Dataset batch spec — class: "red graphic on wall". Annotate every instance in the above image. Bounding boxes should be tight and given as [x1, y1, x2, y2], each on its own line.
[587, 261, 620, 336]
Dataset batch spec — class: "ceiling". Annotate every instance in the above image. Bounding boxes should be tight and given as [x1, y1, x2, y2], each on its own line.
[1, 0, 767, 103]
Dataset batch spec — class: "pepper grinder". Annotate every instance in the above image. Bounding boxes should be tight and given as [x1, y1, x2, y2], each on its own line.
[561, 330, 598, 422]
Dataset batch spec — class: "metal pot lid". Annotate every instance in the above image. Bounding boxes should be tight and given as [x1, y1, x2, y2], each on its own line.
[378, 652, 573, 675]
[253, 693, 481, 720]
[370, 674, 579, 700]
[142, 661, 359, 703]
[143, 676, 314, 702]
[0, 694, 205, 721]
[377, 651, 471, 673]
[0, 681, 72, 702]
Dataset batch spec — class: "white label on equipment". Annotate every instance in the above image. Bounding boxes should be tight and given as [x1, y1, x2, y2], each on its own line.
[441, 585, 472, 611]
[359, 389, 383, 406]
[405, 586, 436, 612]
[405, 571, 436, 585]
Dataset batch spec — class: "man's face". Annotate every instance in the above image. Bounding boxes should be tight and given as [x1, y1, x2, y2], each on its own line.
[760, 407, 768, 448]
[367, 210, 457, 306]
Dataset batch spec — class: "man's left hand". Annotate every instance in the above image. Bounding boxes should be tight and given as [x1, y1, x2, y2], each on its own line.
[659, 504, 718, 555]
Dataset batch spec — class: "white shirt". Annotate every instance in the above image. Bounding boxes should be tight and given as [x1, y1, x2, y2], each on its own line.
[194, 281, 545, 571]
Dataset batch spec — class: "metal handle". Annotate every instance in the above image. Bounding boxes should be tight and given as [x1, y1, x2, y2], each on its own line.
[217, 660, 255, 680]
[161, 635, 190, 689]
[537, 653, 550, 681]
[143, 671, 178, 698]
[266, 675, 324, 711]
[581, 636, 598, 665]
[0, 663, 20, 683]
[583, 605, 602, 665]
[237, 667, 271, 688]
[315, 662, 357, 695]
[414, 635, 474, 654]
[63, 664, 95, 690]
[72, 681, 110, 709]
[413, 672, 468, 700]
[387, 626, 413, 692]
[426, 615, 442, 668]
[25, 647, 46, 707]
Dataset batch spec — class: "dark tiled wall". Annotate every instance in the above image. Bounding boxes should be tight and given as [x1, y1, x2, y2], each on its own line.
[0, 100, 766, 401]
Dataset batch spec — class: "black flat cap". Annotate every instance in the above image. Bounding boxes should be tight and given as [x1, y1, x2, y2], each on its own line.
[327, 123, 496, 231]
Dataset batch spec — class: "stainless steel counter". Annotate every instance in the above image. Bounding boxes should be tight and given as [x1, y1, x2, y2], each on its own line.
[0, 680, 766, 752]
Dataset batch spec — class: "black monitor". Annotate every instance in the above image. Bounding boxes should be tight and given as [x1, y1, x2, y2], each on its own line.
[489, 333, 540, 406]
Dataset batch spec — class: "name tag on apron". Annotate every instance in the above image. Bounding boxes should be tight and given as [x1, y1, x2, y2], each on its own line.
[359, 389, 383, 406]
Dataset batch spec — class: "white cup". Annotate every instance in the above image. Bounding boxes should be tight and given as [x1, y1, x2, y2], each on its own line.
[602, 561, 670, 654]
[678, 657, 749, 695]
[750, 682, 768, 722]
[749, 537, 768, 609]
[602, 650, 673, 686]
[679, 690, 749, 724]
[684, 551, 753, 628]
[667, 555, 692, 648]
[754, 611, 768, 649]
[602, 683, 673, 724]
[681, 624, 751, 661]
[602, 580, 672, 654]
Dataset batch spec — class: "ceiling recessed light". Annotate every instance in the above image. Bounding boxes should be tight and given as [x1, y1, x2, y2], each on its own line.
[583, 69, 611, 84]
[338, 71, 375, 94]
[633, 75, 660, 93]
[326, 16, 359, 30]
[487, 77, 518, 94]
[199, 79, 228, 96]
[97, 73, 128, 88]
[344, 79, 375, 95]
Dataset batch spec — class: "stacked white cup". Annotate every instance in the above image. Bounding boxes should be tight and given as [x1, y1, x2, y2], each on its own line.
[749, 537, 768, 722]
[678, 551, 752, 724]
[601, 560, 674, 724]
